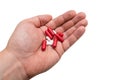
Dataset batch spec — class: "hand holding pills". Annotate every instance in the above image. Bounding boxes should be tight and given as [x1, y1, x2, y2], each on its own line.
[0, 10, 88, 79]
[41, 27, 64, 51]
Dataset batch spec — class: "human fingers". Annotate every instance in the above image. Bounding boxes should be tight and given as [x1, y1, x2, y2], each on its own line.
[22, 15, 52, 28]
[63, 19, 88, 39]
[62, 26, 85, 51]
[46, 10, 76, 29]
[55, 12, 86, 32]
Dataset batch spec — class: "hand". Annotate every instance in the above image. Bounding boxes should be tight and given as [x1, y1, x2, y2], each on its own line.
[5, 10, 88, 78]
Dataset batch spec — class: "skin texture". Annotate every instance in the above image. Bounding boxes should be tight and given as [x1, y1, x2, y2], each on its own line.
[1, 10, 88, 79]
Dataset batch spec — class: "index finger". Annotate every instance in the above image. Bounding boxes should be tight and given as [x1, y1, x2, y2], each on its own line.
[46, 10, 76, 29]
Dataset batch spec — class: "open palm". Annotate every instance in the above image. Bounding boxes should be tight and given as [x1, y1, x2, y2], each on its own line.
[6, 10, 87, 78]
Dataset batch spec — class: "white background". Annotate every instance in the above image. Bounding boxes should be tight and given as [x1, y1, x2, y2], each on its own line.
[0, 0, 120, 80]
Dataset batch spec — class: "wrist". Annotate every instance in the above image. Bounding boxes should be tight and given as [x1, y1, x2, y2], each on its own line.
[0, 49, 29, 80]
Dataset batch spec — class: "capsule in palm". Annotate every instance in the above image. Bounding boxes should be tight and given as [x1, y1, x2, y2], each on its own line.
[55, 33, 64, 42]
[48, 27, 55, 36]
[52, 36, 58, 48]
[45, 30, 53, 39]
[41, 40, 46, 51]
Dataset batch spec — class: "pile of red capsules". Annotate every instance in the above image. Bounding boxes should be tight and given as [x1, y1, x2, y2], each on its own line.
[41, 27, 64, 51]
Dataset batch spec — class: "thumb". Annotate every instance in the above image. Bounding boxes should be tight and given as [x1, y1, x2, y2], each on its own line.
[23, 15, 52, 28]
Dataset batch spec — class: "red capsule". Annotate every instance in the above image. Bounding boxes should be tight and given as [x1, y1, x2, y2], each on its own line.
[45, 30, 53, 39]
[41, 40, 46, 51]
[52, 36, 58, 48]
[57, 32, 64, 37]
[48, 27, 55, 36]
[55, 33, 64, 42]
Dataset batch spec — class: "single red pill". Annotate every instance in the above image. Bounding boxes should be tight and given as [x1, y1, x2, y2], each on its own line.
[52, 36, 58, 48]
[41, 40, 46, 51]
[55, 33, 64, 42]
[45, 30, 53, 39]
[48, 27, 55, 36]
